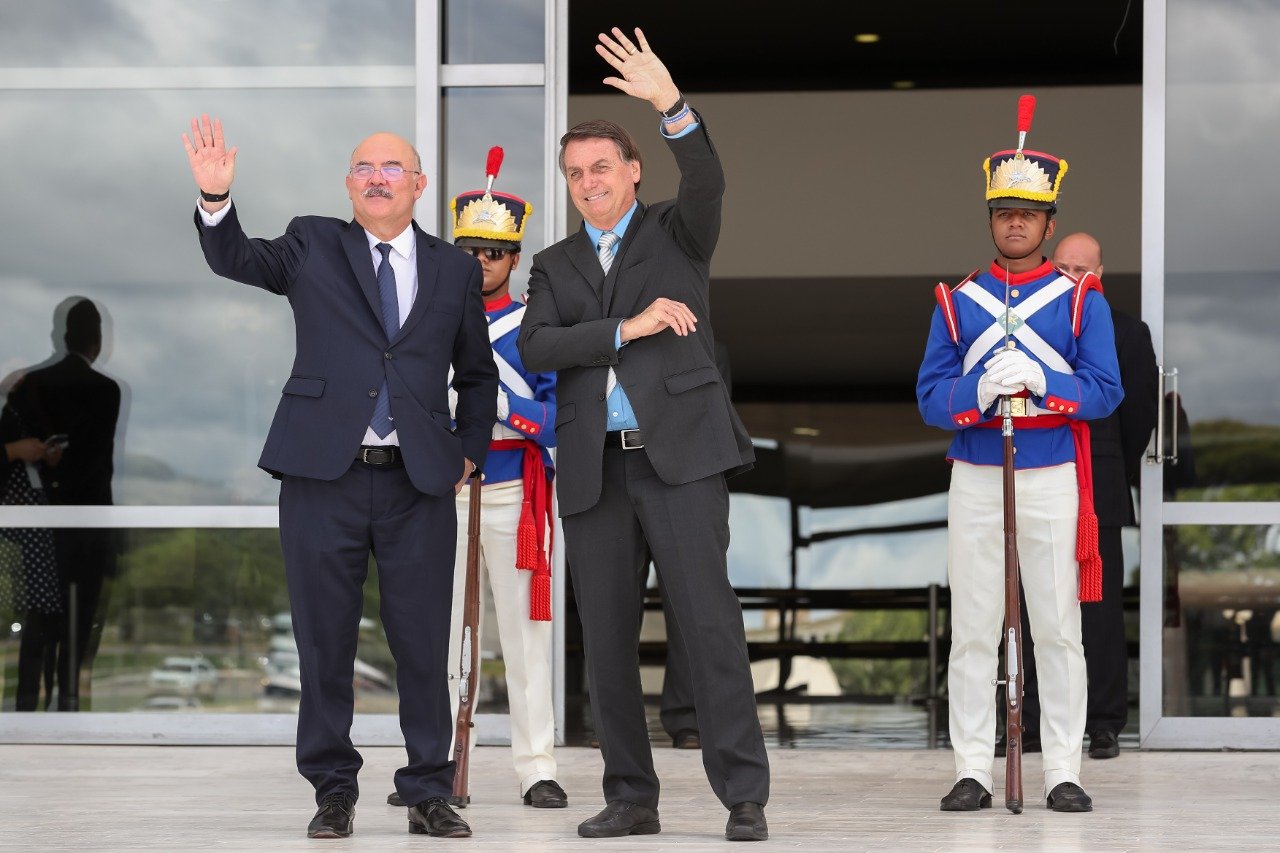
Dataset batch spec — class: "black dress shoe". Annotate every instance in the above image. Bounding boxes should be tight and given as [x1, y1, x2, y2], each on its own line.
[1046, 782, 1093, 812]
[407, 798, 472, 837]
[940, 779, 992, 811]
[995, 730, 1042, 756]
[523, 779, 568, 808]
[577, 801, 661, 838]
[725, 802, 768, 841]
[672, 729, 702, 750]
[307, 793, 355, 838]
[1088, 730, 1120, 759]
[386, 791, 404, 807]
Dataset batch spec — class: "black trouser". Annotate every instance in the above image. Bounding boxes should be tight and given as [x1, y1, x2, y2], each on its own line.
[658, 578, 698, 739]
[280, 462, 457, 807]
[1022, 524, 1128, 735]
[16, 532, 110, 712]
[564, 447, 769, 810]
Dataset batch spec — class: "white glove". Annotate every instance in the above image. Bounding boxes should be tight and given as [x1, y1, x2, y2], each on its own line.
[977, 373, 1024, 413]
[983, 347, 1047, 397]
[496, 388, 510, 421]
[447, 386, 458, 419]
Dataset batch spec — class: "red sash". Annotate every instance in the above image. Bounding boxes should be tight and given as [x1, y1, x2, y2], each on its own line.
[489, 438, 553, 620]
[973, 411, 1103, 602]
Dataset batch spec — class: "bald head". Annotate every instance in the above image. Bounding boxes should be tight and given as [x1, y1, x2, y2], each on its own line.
[1053, 232, 1104, 280]
[345, 131, 427, 240]
[350, 132, 422, 173]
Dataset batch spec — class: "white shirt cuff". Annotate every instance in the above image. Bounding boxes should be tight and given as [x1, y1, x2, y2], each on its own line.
[197, 198, 233, 226]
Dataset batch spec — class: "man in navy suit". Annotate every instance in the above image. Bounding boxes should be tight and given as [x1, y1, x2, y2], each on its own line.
[184, 115, 496, 839]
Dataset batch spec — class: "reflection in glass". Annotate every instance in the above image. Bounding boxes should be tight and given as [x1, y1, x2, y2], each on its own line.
[0, 529, 408, 714]
[445, 0, 544, 64]
[1162, 524, 1280, 718]
[443, 87, 546, 300]
[0, 88, 412, 505]
[0, 0, 414, 68]
[1166, 0, 1280, 501]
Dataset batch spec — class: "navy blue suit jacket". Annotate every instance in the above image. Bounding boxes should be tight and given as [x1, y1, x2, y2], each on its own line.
[195, 205, 498, 496]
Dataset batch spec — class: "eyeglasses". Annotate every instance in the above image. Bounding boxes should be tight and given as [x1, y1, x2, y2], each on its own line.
[348, 164, 421, 181]
[463, 247, 516, 261]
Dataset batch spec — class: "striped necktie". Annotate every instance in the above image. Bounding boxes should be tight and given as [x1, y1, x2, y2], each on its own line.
[369, 242, 399, 438]
[597, 230, 620, 273]
[598, 231, 621, 396]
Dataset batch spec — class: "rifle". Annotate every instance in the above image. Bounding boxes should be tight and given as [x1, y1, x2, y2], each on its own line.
[1001, 387, 1025, 814]
[999, 264, 1025, 814]
[451, 473, 482, 804]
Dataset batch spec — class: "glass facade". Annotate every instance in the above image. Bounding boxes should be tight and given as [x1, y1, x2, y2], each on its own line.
[0, 0, 416, 67]
[1165, 0, 1280, 503]
[0, 0, 549, 725]
[444, 0, 544, 64]
[1162, 524, 1280, 718]
[1142, 0, 1280, 745]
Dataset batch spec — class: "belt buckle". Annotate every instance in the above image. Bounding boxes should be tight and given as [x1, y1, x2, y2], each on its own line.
[1007, 397, 1027, 418]
[619, 428, 643, 450]
[361, 447, 393, 465]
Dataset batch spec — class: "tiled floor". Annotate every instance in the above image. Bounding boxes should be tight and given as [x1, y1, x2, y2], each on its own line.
[2, 743, 1277, 850]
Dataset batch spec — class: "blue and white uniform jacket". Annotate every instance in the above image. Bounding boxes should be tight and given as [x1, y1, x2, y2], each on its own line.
[916, 258, 1123, 469]
[480, 294, 556, 485]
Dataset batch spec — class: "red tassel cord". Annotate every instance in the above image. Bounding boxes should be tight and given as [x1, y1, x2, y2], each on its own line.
[490, 438, 554, 620]
[1070, 421, 1103, 602]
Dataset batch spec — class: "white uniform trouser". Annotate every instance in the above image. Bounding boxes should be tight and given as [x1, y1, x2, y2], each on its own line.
[947, 460, 1087, 797]
[448, 479, 556, 796]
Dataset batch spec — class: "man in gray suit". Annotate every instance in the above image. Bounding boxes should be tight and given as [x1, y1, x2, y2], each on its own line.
[519, 27, 769, 842]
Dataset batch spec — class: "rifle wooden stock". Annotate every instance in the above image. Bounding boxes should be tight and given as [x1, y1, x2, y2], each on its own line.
[1002, 403, 1025, 815]
[451, 475, 482, 802]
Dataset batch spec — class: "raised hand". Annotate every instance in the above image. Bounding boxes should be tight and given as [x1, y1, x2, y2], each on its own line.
[595, 27, 681, 112]
[620, 297, 698, 342]
[182, 114, 237, 202]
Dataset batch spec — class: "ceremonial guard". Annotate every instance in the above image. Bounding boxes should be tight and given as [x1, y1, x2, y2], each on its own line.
[916, 98, 1123, 812]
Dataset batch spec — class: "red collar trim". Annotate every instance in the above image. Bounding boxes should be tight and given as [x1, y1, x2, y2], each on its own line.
[989, 258, 1056, 285]
[484, 294, 513, 312]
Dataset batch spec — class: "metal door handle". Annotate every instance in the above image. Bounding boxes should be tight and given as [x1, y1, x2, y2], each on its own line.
[1147, 366, 1180, 465]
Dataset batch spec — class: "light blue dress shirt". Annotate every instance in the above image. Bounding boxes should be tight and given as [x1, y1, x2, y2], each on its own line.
[588, 119, 700, 431]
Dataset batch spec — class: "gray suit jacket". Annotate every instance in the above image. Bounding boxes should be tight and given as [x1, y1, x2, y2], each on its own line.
[518, 117, 753, 517]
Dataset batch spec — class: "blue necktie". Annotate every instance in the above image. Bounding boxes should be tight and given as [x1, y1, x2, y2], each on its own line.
[370, 242, 399, 438]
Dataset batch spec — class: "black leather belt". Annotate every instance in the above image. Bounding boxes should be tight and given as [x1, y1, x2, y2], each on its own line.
[356, 446, 403, 467]
[604, 429, 644, 450]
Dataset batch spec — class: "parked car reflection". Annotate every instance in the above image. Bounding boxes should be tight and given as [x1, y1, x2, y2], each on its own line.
[148, 655, 218, 697]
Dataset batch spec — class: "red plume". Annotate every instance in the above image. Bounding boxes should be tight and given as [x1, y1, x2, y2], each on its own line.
[1017, 95, 1036, 133]
[486, 146, 504, 179]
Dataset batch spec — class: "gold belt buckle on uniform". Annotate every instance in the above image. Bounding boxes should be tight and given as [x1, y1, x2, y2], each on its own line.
[1007, 397, 1028, 418]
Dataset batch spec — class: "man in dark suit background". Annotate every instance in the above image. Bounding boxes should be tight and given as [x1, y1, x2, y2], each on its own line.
[1052, 233, 1158, 757]
[184, 115, 496, 839]
[519, 28, 770, 842]
[8, 298, 121, 712]
[1012, 233, 1158, 759]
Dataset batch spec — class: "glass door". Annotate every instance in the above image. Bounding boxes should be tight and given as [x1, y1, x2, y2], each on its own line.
[1141, 0, 1280, 747]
